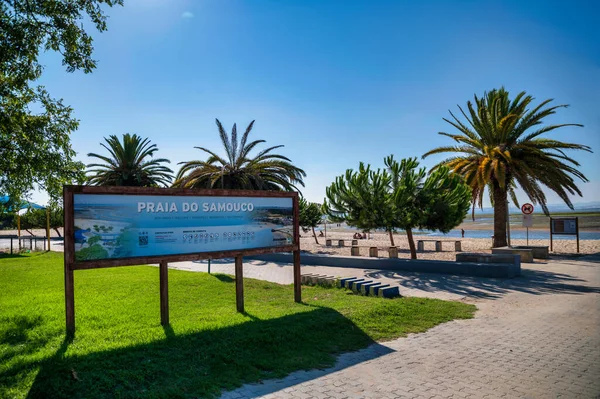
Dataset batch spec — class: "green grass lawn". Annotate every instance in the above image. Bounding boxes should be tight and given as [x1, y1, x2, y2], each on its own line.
[0, 252, 475, 398]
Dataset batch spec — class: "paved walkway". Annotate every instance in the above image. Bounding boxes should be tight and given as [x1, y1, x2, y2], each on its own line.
[208, 255, 600, 399]
[15, 241, 600, 397]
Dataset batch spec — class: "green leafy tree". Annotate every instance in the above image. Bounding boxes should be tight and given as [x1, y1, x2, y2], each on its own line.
[325, 156, 471, 259]
[86, 134, 174, 187]
[423, 88, 591, 247]
[323, 162, 396, 244]
[14, 207, 64, 236]
[1, 0, 122, 201]
[174, 119, 306, 191]
[299, 198, 324, 244]
[386, 156, 471, 258]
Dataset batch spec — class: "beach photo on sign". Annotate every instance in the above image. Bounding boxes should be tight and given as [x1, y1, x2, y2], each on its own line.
[73, 194, 294, 261]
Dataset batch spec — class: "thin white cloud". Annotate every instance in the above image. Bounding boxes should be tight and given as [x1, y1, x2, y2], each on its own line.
[181, 11, 194, 18]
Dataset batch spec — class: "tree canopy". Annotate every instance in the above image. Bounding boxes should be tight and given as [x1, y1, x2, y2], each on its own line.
[174, 119, 306, 191]
[324, 156, 471, 258]
[299, 198, 323, 244]
[86, 134, 174, 187]
[423, 88, 591, 247]
[0, 0, 123, 202]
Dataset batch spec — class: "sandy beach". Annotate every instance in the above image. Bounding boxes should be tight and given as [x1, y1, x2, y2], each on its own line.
[300, 231, 600, 261]
[2, 227, 598, 260]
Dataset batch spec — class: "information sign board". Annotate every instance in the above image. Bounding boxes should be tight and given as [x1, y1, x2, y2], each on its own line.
[522, 214, 533, 228]
[551, 218, 577, 235]
[73, 194, 294, 261]
[63, 186, 301, 335]
[549, 217, 579, 254]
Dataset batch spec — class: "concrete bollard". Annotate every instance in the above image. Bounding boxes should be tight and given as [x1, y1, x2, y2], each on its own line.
[435, 241, 442, 252]
[361, 282, 382, 295]
[352, 239, 358, 246]
[352, 280, 373, 293]
[326, 239, 332, 247]
[455, 241, 462, 252]
[417, 240, 424, 252]
[338, 240, 345, 247]
[345, 278, 364, 289]
[378, 286, 401, 298]
[369, 247, 378, 257]
[370, 284, 390, 296]
[351, 246, 360, 256]
[388, 247, 398, 258]
[338, 277, 360, 288]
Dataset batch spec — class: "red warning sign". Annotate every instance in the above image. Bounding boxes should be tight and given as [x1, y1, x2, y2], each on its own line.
[521, 203, 534, 215]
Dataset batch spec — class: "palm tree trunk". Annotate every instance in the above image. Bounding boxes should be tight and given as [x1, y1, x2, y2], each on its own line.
[406, 227, 417, 259]
[312, 226, 319, 244]
[388, 230, 395, 246]
[492, 180, 508, 248]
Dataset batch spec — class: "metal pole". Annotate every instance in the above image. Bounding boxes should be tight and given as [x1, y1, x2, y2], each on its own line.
[576, 217, 579, 253]
[46, 207, 51, 252]
[550, 218, 553, 252]
[208, 259, 211, 274]
[506, 199, 511, 247]
[17, 214, 21, 251]
[526, 227, 529, 246]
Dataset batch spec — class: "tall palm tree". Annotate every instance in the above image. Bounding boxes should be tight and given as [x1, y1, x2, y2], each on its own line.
[87, 134, 173, 187]
[174, 119, 306, 191]
[423, 88, 591, 247]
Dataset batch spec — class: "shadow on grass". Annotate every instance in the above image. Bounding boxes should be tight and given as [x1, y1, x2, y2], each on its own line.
[0, 253, 28, 259]
[213, 274, 235, 283]
[25, 308, 392, 398]
[364, 266, 600, 300]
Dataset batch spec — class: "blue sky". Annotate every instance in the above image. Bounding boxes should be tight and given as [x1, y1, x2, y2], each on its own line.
[33, 0, 599, 208]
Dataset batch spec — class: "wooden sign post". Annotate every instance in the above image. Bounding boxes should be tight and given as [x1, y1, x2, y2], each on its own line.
[63, 186, 301, 336]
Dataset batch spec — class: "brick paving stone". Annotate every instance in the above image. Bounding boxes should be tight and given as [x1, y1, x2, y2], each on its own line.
[213, 255, 600, 399]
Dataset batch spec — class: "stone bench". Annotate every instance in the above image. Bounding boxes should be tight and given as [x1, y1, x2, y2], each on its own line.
[326, 239, 359, 247]
[491, 246, 534, 263]
[456, 253, 520, 265]
[511, 245, 549, 259]
[417, 240, 462, 252]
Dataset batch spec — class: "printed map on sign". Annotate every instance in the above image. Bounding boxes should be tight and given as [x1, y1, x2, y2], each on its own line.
[73, 194, 294, 261]
[551, 219, 577, 235]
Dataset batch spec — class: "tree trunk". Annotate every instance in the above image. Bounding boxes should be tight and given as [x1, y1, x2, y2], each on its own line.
[492, 180, 508, 248]
[388, 230, 395, 246]
[311, 226, 319, 244]
[54, 227, 62, 237]
[406, 227, 417, 260]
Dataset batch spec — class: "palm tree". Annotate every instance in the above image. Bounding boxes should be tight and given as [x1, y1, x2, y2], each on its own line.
[174, 119, 306, 191]
[87, 134, 173, 187]
[423, 88, 591, 247]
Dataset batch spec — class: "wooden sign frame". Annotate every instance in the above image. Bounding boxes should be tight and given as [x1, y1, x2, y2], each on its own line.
[63, 185, 301, 335]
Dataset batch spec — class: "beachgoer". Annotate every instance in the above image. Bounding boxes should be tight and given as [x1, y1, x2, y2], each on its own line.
[318, 230, 324, 237]
[461, 229, 465, 238]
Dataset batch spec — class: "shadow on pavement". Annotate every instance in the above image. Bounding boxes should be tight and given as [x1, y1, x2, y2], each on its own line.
[364, 266, 600, 300]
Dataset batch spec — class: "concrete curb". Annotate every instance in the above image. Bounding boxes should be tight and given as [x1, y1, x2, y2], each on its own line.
[248, 252, 520, 278]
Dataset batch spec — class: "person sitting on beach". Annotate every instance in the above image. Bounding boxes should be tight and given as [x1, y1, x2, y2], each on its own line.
[353, 232, 361, 239]
[318, 230, 324, 237]
[361, 232, 367, 239]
